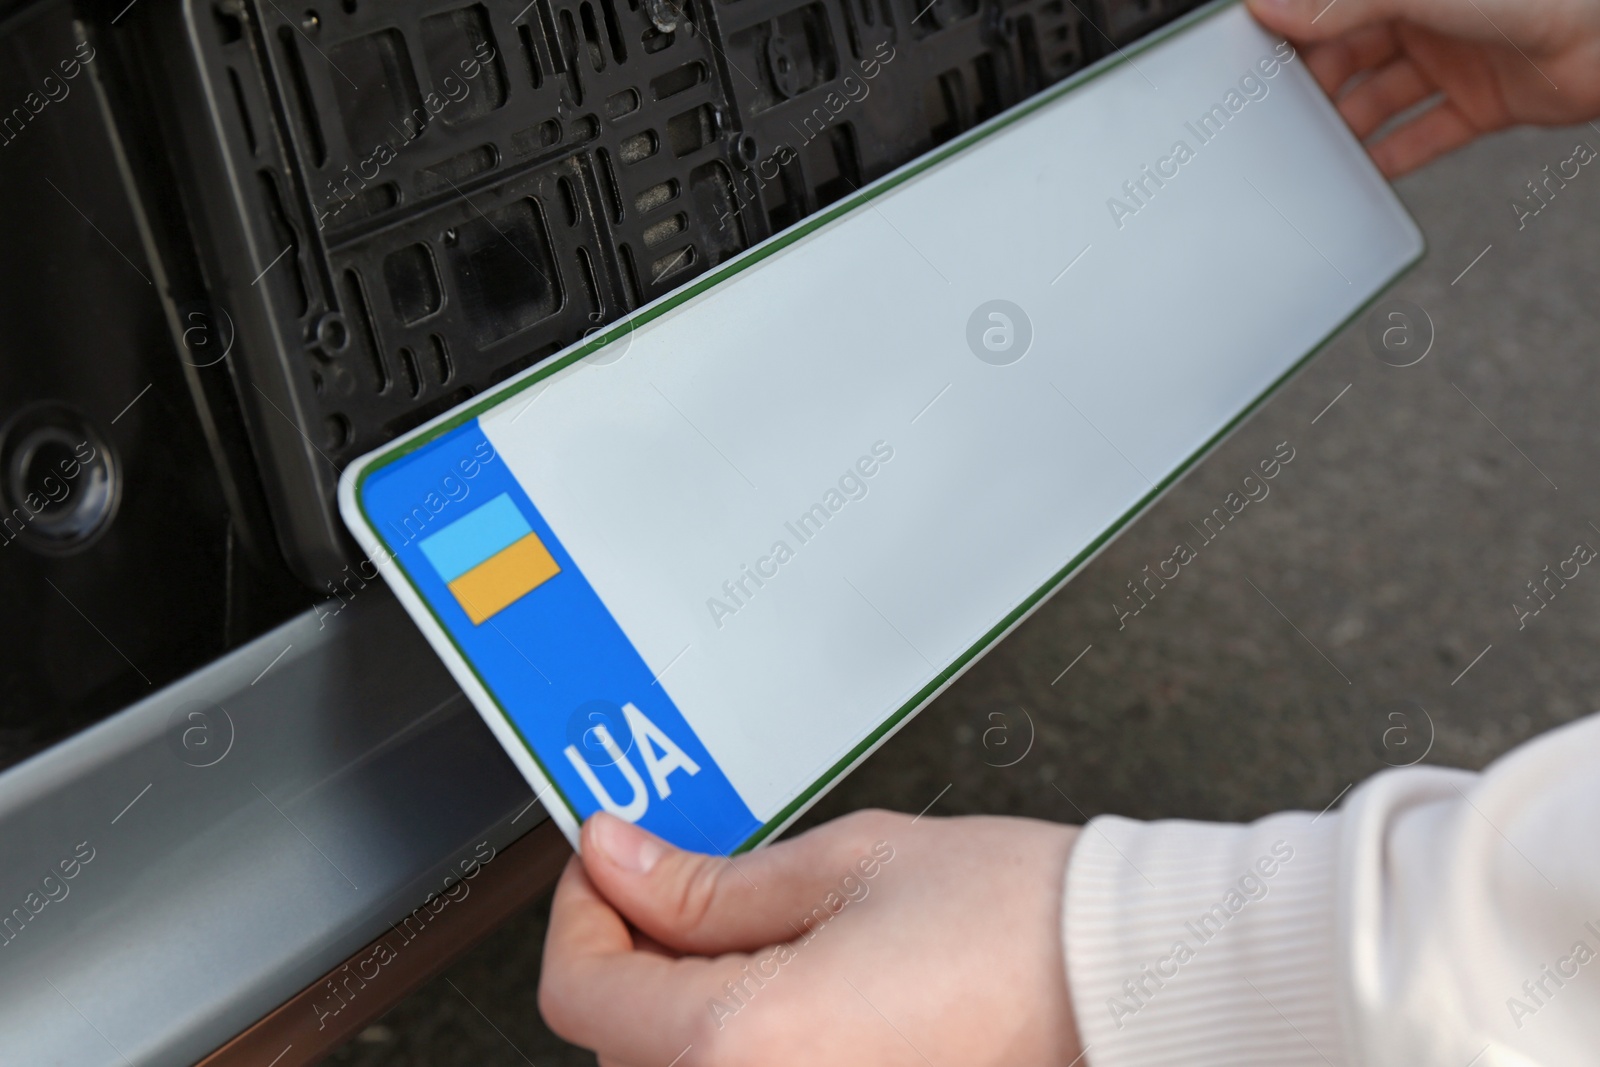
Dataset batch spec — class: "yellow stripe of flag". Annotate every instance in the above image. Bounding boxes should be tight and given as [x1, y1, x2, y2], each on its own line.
[447, 532, 561, 624]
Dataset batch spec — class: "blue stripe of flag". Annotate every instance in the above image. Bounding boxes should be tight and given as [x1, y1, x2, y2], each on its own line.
[419, 493, 533, 582]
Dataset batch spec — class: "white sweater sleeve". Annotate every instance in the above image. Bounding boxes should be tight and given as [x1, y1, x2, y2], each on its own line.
[1062, 711, 1600, 1067]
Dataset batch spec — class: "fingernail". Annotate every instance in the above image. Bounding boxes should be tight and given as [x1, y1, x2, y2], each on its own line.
[589, 812, 665, 874]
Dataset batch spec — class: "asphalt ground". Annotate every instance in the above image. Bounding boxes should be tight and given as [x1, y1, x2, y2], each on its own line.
[325, 118, 1600, 1066]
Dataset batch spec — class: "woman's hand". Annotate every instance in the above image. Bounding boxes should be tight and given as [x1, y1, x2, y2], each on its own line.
[539, 809, 1081, 1067]
[1248, 0, 1600, 176]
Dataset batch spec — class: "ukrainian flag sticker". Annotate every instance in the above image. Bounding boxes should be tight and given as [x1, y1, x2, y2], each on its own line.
[418, 493, 561, 624]
[354, 420, 761, 852]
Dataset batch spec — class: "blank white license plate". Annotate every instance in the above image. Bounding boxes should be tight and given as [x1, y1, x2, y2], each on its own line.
[341, 0, 1424, 854]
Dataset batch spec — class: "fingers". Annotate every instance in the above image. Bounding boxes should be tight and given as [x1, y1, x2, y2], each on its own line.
[542, 855, 630, 964]
[579, 810, 897, 956]
[1247, 0, 1528, 46]
[1337, 57, 1436, 139]
[1367, 99, 1482, 176]
[632, 927, 682, 959]
[539, 856, 722, 1063]
[1247, 0, 1403, 42]
[1304, 23, 1400, 94]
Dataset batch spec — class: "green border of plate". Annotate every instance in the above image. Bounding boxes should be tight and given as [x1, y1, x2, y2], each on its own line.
[352, 0, 1425, 853]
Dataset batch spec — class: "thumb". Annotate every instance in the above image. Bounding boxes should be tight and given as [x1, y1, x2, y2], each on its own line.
[578, 810, 900, 956]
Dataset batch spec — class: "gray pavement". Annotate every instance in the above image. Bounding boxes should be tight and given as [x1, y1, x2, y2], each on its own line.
[325, 119, 1600, 1066]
